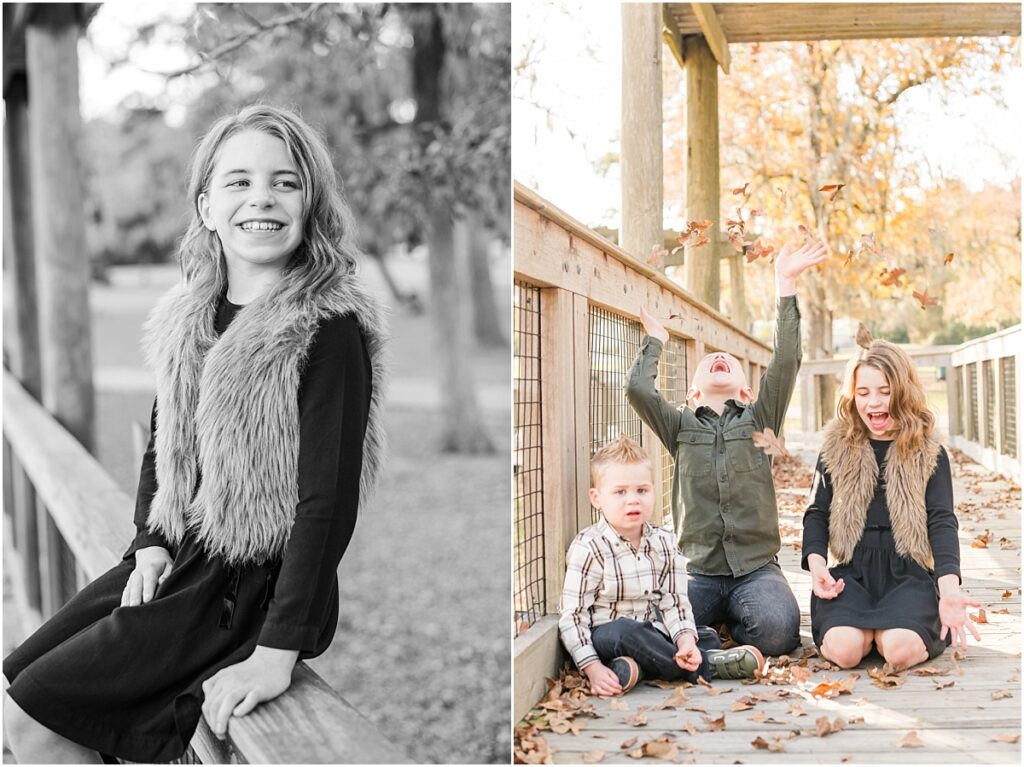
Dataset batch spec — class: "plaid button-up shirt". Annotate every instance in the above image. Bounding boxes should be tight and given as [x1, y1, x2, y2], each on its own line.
[558, 517, 698, 670]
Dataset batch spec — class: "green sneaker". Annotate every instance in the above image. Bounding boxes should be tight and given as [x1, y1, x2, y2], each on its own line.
[705, 645, 764, 680]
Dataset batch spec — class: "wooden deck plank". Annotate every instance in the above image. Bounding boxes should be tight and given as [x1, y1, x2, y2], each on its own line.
[519, 439, 1022, 764]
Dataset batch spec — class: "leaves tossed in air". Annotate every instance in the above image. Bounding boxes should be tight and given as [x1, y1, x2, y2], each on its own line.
[672, 220, 714, 253]
[648, 244, 669, 267]
[969, 608, 988, 624]
[879, 267, 906, 287]
[971, 530, 991, 548]
[944, 252, 955, 266]
[752, 428, 789, 459]
[732, 182, 750, 196]
[582, 749, 605, 763]
[992, 733, 1020, 744]
[855, 323, 874, 349]
[745, 238, 775, 264]
[896, 731, 924, 748]
[797, 223, 814, 244]
[912, 288, 939, 310]
[819, 183, 845, 203]
[991, 689, 1013, 700]
[858, 232, 881, 257]
[728, 229, 747, 253]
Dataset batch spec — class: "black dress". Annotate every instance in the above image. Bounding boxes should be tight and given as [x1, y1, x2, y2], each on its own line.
[801, 440, 960, 659]
[3, 298, 373, 762]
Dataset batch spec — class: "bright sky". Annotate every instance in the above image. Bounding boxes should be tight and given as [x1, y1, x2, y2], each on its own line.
[513, 1, 1022, 230]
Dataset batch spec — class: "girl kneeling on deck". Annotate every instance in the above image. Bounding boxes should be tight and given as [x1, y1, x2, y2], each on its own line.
[3, 105, 387, 763]
[801, 327, 978, 669]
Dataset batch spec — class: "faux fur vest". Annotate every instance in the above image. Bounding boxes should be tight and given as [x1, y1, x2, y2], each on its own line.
[819, 419, 940, 571]
[142, 274, 388, 567]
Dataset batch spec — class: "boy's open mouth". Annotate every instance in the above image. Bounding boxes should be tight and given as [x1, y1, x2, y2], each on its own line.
[867, 411, 890, 431]
[710, 359, 730, 373]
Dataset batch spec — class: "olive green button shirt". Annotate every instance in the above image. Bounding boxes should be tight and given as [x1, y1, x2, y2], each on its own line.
[624, 296, 802, 577]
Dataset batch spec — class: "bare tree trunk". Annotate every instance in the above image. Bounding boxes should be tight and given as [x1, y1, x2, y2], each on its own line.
[468, 212, 506, 347]
[410, 5, 493, 453]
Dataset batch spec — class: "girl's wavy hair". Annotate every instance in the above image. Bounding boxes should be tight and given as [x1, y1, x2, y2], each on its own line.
[835, 326, 935, 461]
[178, 104, 359, 300]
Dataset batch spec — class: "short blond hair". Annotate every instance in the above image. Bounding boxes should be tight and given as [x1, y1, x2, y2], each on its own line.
[590, 434, 653, 487]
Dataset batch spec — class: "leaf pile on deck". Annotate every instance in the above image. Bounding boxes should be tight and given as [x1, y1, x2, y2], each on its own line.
[514, 668, 597, 764]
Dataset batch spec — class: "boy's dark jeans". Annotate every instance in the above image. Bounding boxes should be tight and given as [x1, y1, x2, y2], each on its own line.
[591, 620, 721, 683]
[687, 560, 801, 657]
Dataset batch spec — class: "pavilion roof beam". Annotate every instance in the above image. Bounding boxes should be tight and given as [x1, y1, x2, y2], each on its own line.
[662, 5, 685, 68]
[690, 2, 731, 73]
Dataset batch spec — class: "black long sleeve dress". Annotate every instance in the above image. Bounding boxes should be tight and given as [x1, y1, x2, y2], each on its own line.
[801, 440, 960, 659]
[3, 298, 372, 762]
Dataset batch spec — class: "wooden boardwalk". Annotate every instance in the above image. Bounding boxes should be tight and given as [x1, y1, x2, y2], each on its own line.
[519, 437, 1021, 764]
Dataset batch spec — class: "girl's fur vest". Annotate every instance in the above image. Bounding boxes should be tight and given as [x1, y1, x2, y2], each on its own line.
[142, 272, 387, 567]
[819, 419, 940, 571]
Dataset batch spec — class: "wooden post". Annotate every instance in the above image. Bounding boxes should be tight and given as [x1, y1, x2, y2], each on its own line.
[726, 248, 749, 331]
[946, 364, 960, 437]
[683, 35, 721, 307]
[540, 288, 577, 614]
[621, 3, 663, 262]
[3, 74, 41, 399]
[26, 4, 93, 609]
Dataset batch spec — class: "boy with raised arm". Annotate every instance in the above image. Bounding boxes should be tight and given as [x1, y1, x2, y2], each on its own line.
[625, 240, 826, 657]
[559, 436, 763, 696]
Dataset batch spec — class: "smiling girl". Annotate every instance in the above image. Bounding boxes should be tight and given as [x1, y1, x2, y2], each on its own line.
[801, 328, 977, 670]
[3, 105, 387, 763]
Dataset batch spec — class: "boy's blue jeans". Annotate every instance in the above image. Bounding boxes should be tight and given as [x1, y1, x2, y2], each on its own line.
[686, 560, 802, 657]
[591, 620, 721, 683]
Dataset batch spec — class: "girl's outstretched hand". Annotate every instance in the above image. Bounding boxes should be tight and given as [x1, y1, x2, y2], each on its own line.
[774, 239, 828, 296]
[121, 546, 173, 607]
[939, 592, 982, 651]
[808, 556, 845, 600]
[639, 306, 669, 345]
[201, 646, 299, 739]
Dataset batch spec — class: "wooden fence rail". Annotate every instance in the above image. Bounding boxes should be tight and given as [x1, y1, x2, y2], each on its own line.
[2, 369, 409, 764]
[512, 183, 772, 721]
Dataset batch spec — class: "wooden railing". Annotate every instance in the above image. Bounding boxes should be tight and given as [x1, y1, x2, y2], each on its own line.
[512, 182, 772, 720]
[947, 325, 1020, 480]
[2, 369, 410, 764]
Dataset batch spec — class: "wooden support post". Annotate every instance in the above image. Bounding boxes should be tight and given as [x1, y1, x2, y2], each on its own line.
[572, 294, 591, 533]
[26, 5, 93, 609]
[682, 35, 721, 307]
[11, 454, 43, 613]
[621, 2, 663, 262]
[946, 364, 960, 437]
[801, 372, 816, 433]
[725, 247, 749, 331]
[3, 74, 41, 399]
[540, 288, 577, 614]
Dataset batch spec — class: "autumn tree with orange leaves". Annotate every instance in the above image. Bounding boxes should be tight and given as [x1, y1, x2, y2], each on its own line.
[662, 36, 1019, 399]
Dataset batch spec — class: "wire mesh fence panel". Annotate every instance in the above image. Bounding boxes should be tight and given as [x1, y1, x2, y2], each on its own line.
[588, 305, 644, 523]
[966, 363, 979, 443]
[983, 360, 996, 449]
[1000, 356, 1017, 459]
[657, 336, 689, 530]
[513, 282, 545, 634]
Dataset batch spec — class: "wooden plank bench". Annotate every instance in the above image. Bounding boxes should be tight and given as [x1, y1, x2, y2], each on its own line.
[3, 369, 410, 763]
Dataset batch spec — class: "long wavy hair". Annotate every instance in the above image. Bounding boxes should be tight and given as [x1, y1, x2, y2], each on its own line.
[834, 338, 935, 462]
[177, 104, 360, 303]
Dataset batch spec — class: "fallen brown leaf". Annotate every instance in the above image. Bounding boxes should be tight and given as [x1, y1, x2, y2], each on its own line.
[681, 720, 698, 735]
[751, 736, 771, 750]
[582, 749, 605, 763]
[750, 710, 766, 723]
[868, 664, 907, 689]
[702, 714, 727, 732]
[932, 679, 955, 690]
[731, 700, 755, 712]
[992, 733, 1020, 744]
[620, 737, 638, 750]
[624, 710, 648, 727]
[659, 687, 691, 710]
[896, 731, 924, 748]
[971, 530, 991, 548]
[991, 689, 1013, 700]
[911, 666, 950, 677]
[787, 703, 806, 717]
[970, 608, 988, 624]
[1001, 590, 1012, 599]
[814, 716, 845, 737]
[610, 699, 629, 711]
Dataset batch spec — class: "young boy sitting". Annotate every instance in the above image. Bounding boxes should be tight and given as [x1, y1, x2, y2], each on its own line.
[625, 239, 826, 658]
[558, 435, 764, 695]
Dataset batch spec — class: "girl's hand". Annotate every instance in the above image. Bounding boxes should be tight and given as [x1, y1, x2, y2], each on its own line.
[808, 555, 845, 600]
[939, 592, 982, 651]
[120, 546, 173, 607]
[639, 306, 669, 345]
[774, 239, 828, 296]
[583, 662, 624, 697]
[673, 633, 701, 671]
[201, 646, 299, 739]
